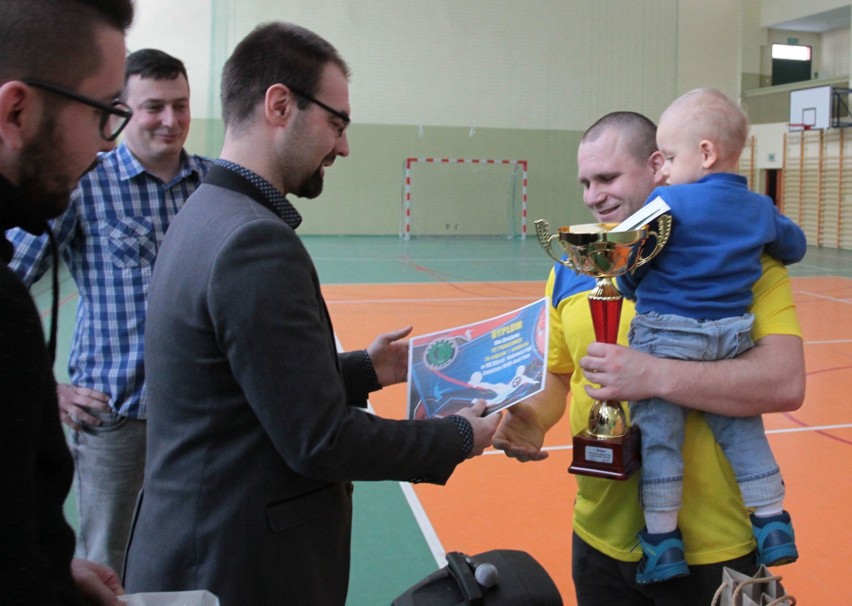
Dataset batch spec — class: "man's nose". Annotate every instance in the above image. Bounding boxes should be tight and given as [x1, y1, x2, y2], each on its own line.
[584, 184, 604, 206]
[160, 106, 176, 127]
[335, 131, 350, 157]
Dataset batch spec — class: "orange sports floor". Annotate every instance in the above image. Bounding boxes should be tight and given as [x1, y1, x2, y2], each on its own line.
[324, 274, 852, 605]
[44, 237, 851, 604]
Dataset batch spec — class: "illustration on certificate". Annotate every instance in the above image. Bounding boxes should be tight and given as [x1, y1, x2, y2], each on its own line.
[407, 298, 548, 419]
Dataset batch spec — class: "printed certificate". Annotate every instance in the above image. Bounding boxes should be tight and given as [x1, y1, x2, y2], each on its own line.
[407, 298, 548, 419]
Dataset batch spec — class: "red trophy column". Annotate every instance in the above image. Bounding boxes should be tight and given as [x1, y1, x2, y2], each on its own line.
[567, 277, 641, 480]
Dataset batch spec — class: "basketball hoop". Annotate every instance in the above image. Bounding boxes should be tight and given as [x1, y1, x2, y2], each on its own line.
[788, 123, 814, 131]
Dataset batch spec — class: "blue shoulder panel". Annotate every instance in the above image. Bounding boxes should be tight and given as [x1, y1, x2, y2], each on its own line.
[551, 261, 595, 307]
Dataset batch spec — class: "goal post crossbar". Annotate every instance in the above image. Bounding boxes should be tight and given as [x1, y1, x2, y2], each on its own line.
[402, 157, 528, 239]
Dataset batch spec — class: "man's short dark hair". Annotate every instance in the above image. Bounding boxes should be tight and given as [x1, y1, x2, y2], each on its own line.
[0, 0, 134, 87]
[582, 111, 659, 164]
[220, 22, 350, 130]
[125, 49, 188, 87]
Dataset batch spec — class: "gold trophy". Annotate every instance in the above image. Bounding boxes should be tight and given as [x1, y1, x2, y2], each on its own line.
[535, 216, 671, 480]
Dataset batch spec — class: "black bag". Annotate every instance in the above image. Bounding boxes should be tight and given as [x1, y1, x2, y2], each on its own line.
[392, 549, 562, 605]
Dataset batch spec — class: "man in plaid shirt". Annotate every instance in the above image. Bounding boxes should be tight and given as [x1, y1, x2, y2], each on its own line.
[7, 48, 212, 575]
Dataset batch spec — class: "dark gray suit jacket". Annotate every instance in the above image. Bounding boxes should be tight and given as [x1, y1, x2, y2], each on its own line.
[124, 169, 466, 606]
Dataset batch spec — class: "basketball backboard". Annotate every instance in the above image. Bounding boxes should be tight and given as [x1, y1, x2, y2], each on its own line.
[789, 85, 831, 130]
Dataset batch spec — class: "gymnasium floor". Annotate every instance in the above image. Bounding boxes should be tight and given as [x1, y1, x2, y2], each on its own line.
[36, 236, 852, 605]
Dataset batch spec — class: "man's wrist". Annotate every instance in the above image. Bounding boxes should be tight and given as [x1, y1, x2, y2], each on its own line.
[360, 349, 382, 391]
[448, 415, 474, 459]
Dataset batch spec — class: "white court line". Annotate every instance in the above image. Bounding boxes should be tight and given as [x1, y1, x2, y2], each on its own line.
[312, 257, 542, 264]
[765, 423, 852, 434]
[325, 296, 541, 305]
[805, 338, 852, 345]
[479, 423, 852, 456]
[322, 278, 543, 288]
[483, 444, 573, 455]
[334, 334, 448, 567]
[364, 397, 448, 567]
[399, 482, 448, 567]
[793, 289, 852, 304]
[326, 296, 537, 305]
[362, 397, 448, 567]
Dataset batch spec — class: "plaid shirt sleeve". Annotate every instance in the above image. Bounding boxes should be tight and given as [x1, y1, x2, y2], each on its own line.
[6, 148, 213, 418]
[7, 193, 81, 287]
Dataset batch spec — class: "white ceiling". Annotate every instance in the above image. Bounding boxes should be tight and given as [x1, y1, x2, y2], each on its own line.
[769, 6, 851, 33]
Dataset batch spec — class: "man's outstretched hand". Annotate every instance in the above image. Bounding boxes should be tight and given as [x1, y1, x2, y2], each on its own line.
[492, 402, 549, 462]
[455, 401, 501, 458]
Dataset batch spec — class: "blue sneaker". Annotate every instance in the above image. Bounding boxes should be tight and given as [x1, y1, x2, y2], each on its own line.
[751, 511, 799, 566]
[635, 527, 690, 584]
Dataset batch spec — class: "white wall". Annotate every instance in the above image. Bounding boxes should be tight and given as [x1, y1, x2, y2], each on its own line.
[677, 0, 743, 95]
[125, 0, 744, 128]
[750, 122, 788, 168]
[126, 0, 213, 121]
[742, 1, 765, 77]
[821, 27, 851, 77]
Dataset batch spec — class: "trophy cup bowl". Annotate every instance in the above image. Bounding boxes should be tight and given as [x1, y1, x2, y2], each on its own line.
[535, 216, 671, 479]
[535, 221, 665, 278]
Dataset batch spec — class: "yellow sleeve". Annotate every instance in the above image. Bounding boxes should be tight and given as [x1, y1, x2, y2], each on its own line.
[751, 254, 801, 340]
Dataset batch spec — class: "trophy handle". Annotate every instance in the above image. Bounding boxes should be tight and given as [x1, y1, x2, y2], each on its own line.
[632, 213, 672, 269]
[535, 219, 575, 267]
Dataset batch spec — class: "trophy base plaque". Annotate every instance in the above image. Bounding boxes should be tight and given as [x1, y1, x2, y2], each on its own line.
[568, 427, 641, 481]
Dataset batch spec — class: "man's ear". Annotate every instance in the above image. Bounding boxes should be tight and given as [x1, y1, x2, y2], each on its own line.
[263, 83, 295, 127]
[648, 150, 666, 186]
[0, 81, 36, 151]
[699, 139, 719, 169]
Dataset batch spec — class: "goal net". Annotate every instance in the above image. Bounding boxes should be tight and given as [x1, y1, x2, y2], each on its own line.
[401, 157, 528, 239]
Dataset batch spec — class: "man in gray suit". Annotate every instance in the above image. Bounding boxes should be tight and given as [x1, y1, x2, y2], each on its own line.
[123, 22, 501, 606]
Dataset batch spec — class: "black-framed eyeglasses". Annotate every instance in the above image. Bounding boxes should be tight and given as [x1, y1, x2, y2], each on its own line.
[286, 83, 350, 137]
[22, 78, 133, 142]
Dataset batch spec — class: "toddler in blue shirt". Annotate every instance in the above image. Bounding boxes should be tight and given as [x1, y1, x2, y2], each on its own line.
[618, 88, 805, 584]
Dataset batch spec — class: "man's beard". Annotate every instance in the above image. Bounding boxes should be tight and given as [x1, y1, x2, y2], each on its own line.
[292, 167, 324, 199]
[17, 116, 77, 220]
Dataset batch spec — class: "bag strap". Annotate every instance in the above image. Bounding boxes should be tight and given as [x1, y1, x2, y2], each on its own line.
[710, 580, 730, 606]
[711, 573, 797, 606]
[732, 575, 796, 606]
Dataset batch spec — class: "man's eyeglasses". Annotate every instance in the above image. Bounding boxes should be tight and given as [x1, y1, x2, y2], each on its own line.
[23, 79, 133, 142]
[286, 84, 350, 137]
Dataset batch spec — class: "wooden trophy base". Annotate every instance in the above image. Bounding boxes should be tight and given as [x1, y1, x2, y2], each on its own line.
[568, 426, 641, 481]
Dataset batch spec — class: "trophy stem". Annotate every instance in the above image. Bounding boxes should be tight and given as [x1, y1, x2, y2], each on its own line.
[588, 277, 623, 345]
[585, 277, 629, 439]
